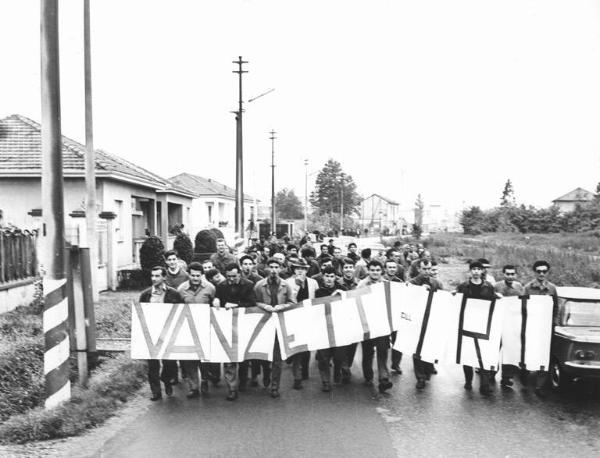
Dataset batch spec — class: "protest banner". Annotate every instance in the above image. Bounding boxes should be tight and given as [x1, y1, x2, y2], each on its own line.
[500, 295, 554, 370]
[130, 283, 553, 368]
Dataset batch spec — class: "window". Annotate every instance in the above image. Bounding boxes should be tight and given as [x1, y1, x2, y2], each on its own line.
[115, 200, 123, 242]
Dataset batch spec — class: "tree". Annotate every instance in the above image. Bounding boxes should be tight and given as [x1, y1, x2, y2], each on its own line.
[275, 188, 304, 219]
[309, 159, 361, 216]
[500, 179, 516, 207]
[411, 223, 423, 240]
[173, 232, 194, 264]
[460, 206, 485, 235]
[140, 235, 165, 275]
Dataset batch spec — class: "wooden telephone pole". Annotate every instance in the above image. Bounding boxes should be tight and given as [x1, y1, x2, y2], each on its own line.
[232, 56, 248, 236]
[270, 130, 276, 236]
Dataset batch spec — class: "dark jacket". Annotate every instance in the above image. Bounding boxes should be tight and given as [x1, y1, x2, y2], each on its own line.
[215, 278, 256, 308]
[139, 285, 183, 303]
[456, 280, 496, 300]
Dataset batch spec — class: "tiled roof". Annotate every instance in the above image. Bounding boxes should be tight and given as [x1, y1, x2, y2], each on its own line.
[170, 173, 256, 202]
[552, 187, 595, 203]
[0, 114, 195, 197]
[363, 193, 399, 206]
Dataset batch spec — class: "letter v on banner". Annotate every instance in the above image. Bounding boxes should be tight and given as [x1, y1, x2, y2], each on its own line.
[133, 302, 179, 359]
[210, 308, 239, 362]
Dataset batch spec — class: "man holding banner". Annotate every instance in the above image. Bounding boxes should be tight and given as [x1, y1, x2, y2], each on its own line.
[214, 263, 256, 401]
[456, 260, 498, 395]
[357, 260, 393, 394]
[254, 258, 295, 398]
[177, 262, 216, 399]
[139, 266, 184, 401]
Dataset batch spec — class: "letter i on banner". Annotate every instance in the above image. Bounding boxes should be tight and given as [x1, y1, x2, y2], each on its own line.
[44, 278, 71, 409]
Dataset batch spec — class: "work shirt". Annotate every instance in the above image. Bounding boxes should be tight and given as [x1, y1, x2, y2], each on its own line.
[410, 274, 443, 291]
[178, 279, 215, 304]
[316, 283, 347, 298]
[242, 270, 264, 285]
[494, 280, 524, 297]
[210, 251, 238, 273]
[165, 267, 190, 289]
[338, 276, 359, 291]
[150, 284, 167, 303]
[456, 280, 496, 300]
[215, 278, 256, 308]
[255, 276, 294, 307]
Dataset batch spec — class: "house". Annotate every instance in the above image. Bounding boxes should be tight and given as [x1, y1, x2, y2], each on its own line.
[552, 187, 595, 213]
[359, 194, 406, 235]
[0, 114, 196, 291]
[422, 204, 461, 233]
[169, 172, 258, 240]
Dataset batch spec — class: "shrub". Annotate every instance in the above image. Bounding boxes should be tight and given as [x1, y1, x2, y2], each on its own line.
[173, 233, 194, 264]
[194, 229, 217, 254]
[0, 337, 44, 422]
[139, 236, 165, 276]
[209, 228, 224, 240]
[0, 355, 146, 444]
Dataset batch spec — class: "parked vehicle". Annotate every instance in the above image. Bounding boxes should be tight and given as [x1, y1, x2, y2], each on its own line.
[551, 287, 600, 390]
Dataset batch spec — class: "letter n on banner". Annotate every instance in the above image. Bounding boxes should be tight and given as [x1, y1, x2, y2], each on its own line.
[239, 307, 276, 361]
[455, 296, 503, 371]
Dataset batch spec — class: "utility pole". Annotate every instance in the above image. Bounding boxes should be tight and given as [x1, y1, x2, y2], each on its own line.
[340, 172, 344, 234]
[41, 0, 71, 408]
[270, 130, 276, 237]
[232, 56, 248, 237]
[304, 159, 308, 233]
[83, 0, 97, 301]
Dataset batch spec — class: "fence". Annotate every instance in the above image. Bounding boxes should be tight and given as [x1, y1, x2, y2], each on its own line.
[0, 229, 38, 285]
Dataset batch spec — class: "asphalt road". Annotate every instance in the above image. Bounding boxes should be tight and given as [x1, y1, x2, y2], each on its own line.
[94, 352, 600, 458]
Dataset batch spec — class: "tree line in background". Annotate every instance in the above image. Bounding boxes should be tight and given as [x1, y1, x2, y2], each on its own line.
[460, 179, 600, 235]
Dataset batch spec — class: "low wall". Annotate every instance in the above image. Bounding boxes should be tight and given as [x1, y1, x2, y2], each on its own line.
[0, 278, 37, 314]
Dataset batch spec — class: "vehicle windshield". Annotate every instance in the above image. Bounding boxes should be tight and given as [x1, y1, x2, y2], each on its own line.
[562, 300, 600, 327]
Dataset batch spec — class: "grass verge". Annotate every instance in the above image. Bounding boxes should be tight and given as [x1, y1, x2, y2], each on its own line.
[96, 289, 140, 338]
[0, 354, 146, 444]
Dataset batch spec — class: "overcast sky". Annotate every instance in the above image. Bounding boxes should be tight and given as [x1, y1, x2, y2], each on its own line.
[2, 0, 600, 211]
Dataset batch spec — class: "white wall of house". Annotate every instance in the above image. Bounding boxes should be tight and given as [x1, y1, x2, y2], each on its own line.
[188, 195, 255, 242]
[359, 195, 401, 231]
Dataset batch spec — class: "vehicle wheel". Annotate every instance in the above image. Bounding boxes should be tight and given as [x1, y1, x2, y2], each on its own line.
[550, 358, 573, 392]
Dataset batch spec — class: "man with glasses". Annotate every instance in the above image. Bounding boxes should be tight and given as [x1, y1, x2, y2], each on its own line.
[524, 260, 558, 397]
[494, 265, 524, 388]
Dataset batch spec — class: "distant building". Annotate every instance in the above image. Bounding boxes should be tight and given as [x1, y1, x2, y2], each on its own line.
[169, 173, 258, 240]
[552, 187, 595, 213]
[422, 204, 461, 233]
[359, 194, 406, 235]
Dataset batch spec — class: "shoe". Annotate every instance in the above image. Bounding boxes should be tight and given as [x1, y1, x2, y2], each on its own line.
[341, 368, 351, 385]
[480, 385, 492, 396]
[500, 378, 514, 388]
[270, 388, 280, 398]
[293, 380, 303, 390]
[464, 382, 472, 391]
[363, 379, 374, 387]
[150, 393, 162, 401]
[165, 383, 173, 396]
[378, 379, 393, 393]
[226, 391, 238, 401]
[186, 389, 200, 399]
[250, 378, 259, 388]
[391, 364, 402, 375]
[200, 380, 209, 394]
[416, 379, 426, 390]
[321, 382, 332, 392]
[534, 387, 549, 398]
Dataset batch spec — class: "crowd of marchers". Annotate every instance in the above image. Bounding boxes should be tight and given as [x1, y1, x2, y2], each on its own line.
[140, 235, 558, 402]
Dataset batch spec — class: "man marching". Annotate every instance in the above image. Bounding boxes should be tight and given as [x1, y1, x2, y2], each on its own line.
[139, 266, 184, 401]
[254, 258, 295, 398]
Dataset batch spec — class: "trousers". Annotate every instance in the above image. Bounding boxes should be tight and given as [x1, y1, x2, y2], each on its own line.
[147, 359, 177, 395]
[361, 336, 390, 382]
